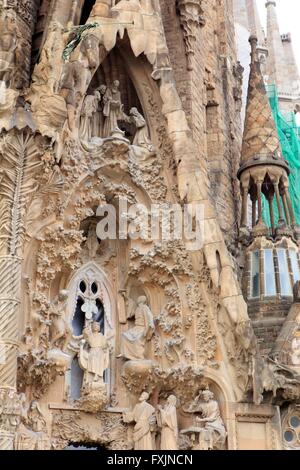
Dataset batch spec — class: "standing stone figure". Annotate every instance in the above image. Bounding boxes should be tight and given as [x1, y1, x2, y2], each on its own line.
[102, 80, 123, 137]
[157, 395, 178, 450]
[119, 296, 154, 361]
[92, 84, 107, 137]
[123, 392, 156, 450]
[79, 321, 109, 389]
[79, 91, 99, 141]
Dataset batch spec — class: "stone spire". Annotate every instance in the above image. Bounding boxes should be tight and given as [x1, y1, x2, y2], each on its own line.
[265, 1, 289, 93]
[238, 36, 295, 236]
[240, 35, 282, 167]
[233, 0, 265, 46]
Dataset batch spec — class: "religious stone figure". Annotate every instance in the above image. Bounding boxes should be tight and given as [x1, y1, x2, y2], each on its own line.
[49, 290, 72, 352]
[79, 321, 110, 390]
[14, 400, 50, 450]
[59, 59, 83, 134]
[119, 296, 154, 361]
[102, 80, 124, 137]
[182, 388, 226, 450]
[123, 392, 156, 450]
[129, 107, 154, 151]
[92, 84, 107, 138]
[79, 92, 99, 141]
[157, 395, 178, 450]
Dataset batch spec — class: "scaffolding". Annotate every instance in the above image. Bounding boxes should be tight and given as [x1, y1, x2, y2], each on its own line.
[262, 84, 300, 226]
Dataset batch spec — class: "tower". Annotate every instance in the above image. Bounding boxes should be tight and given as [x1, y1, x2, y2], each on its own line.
[238, 35, 300, 354]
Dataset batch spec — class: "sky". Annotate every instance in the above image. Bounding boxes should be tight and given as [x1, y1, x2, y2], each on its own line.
[256, 0, 300, 71]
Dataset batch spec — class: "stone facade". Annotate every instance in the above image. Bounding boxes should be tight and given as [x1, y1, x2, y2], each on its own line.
[0, 0, 299, 451]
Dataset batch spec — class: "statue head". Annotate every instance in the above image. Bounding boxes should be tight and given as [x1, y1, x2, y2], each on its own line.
[58, 290, 69, 301]
[139, 391, 149, 402]
[167, 395, 177, 407]
[112, 79, 120, 89]
[137, 296, 147, 305]
[201, 389, 214, 402]
[99, 84, 107, 95]
[130, 107, 138, 116]
[91, 321, 100, 333]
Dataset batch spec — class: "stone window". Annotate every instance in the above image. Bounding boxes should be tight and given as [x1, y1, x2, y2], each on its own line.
[282, 408, 300, 449]
[251, 251, 260, 298]
[277, 248, 292, 296]
[264, 249, 276, 297]
[289, 249, 300, 284]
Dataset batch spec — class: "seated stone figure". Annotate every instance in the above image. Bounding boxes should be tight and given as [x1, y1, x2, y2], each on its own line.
[182, 388, 227, 450]
[14, 400, 50, 450]
[118, 296, 154, 361]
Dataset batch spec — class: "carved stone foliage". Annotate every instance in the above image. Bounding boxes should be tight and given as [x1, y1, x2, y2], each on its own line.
[17, 351, 58, 399]
[0, 132, 45, 257]
[51, 410, 129, 450]
[177, 0, 205, 71]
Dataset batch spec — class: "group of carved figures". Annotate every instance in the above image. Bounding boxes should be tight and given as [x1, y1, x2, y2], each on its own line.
[79, 80, 154, 151]
[0, 389, 50, 450]
[26, 289, 155, 399]
[123, 388, 227, 450]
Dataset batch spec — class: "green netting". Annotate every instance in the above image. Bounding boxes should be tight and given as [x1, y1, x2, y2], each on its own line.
[262, 84, 300, 226]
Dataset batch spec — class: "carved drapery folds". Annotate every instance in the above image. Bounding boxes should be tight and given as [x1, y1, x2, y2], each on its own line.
[177, 0, 205, 71]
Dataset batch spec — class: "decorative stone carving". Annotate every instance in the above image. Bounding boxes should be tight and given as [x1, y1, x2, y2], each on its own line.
[79, 92, 99, 141]
[77, 322, 109, 412]
[181, 388, 227, 450]
[49, 290, 72, 353]
[123, 392, 156, 450]
[102, 80, 124, 137]
[0, 14, 17, 88]
[157, 395, 178, 450]
[119, 296, 154, 361]
[14, 400, 50, 450]
[177, 0, 205, 71]
[129, 107, 154, 152]
[0, 389, 23, 441]
[79, 321, 110, 389]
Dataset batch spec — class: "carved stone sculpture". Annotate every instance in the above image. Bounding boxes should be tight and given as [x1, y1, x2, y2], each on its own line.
[59, 60, 83, 134]
[79, 321, 110, 390]
[119, 296, 154, 361]
[129, 107, 154, 151]
[14, 400, 50, 450]
[181, 389, 227, 450]
[79, 92, 99, 141]
[123, 392, 156, 450]
[49, 290, 72, 352]
[157, 395, 178, 450]
[102, 80, 124, 137]
[92, 84, 107, 138]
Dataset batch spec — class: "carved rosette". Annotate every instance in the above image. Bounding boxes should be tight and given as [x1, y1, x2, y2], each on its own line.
[177, 0, 205, 71]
